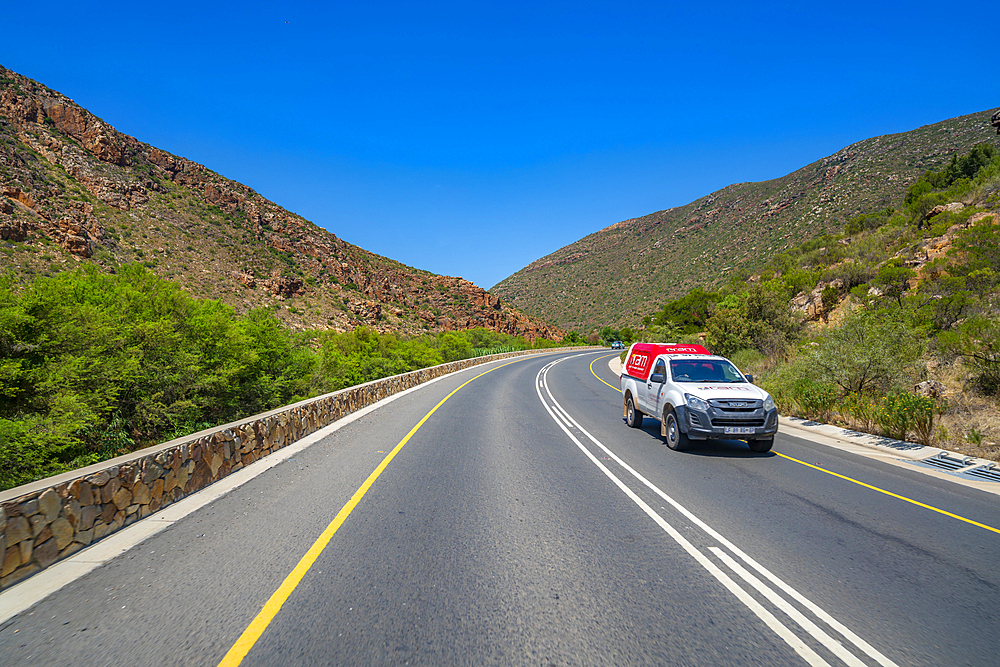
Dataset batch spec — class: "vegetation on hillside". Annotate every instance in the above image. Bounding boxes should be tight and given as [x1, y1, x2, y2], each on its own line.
[630, 143, 1000, 455]
[493, 109, 1000, 332]
[0, 267, 575, 490]
[0, 65, 563, 341]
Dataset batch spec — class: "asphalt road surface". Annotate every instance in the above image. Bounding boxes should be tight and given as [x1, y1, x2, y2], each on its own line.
[2, 350, 999, 666]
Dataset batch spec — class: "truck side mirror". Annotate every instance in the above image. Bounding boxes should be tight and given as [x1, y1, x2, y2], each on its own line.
[650, 372, 665, 384]
[745, 373, 754, 384]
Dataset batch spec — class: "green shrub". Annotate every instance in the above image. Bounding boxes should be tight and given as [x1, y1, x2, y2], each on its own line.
[874, 391, 912, 441]
[0, 265, 317, 489]
[705, 282, 799, 358]
[783, 268, 820, 296]
[727, 348, 765, 373]
[871, 260, 915, 306]
[759, 358, 810, 416]
[844, 207, 894, 235]
[908, 394, 946, 447]
[926, 206, 979, 236]
[438, 331, 474, 361]
[824, 259, 877, 291]
[649, 289, 718, 334]
[640, 322, 684, 343]
[820, 284, 839, 318]
[840, 392, 877, 434]
[873, 391, 942, 444]
[949, 222, 1000, 281]
[791, 378, 840, 422]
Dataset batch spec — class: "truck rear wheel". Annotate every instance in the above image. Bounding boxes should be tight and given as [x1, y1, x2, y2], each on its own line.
[663, 409, 689, 451]
[625, 395, 644, 428]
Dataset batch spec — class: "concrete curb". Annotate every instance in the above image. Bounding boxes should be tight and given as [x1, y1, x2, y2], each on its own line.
[778, 416, 1000, 497]
[608, 355, 623, 376]
[779, 416, 937, 462]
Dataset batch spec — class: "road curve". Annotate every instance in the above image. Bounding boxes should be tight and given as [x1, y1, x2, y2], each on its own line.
[1, 350, 998, 666]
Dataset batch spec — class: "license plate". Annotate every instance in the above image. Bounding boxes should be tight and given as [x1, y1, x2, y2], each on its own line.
[724, 427, 756, 435]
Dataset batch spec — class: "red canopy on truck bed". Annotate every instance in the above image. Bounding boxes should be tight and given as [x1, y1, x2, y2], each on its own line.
[623, 343, 711, 381]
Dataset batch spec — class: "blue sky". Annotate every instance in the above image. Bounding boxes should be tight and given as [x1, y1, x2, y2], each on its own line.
[4, 1, 998, 288]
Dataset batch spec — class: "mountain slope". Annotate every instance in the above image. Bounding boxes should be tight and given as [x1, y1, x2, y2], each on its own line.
[492, 108, 1000, 331]
[0, 65, 563, 340]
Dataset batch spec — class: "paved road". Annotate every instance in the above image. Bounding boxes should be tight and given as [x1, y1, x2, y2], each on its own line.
[2, 350, 999, 666]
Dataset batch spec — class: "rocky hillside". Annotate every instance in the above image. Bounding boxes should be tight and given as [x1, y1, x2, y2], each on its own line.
[492, 108, 1000, 332]
[0, 65, 563, 340]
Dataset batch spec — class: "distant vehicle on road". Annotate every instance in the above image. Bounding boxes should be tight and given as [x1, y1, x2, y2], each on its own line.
[611, 340, 624, 349]
[619, 342, 778, 453]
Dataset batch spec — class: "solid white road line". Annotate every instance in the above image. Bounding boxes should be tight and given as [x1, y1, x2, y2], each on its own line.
[709, 548, 868, 667]
[535, 362, 831, 666]
[546, 366, 900, 667]
[537, 359, 900, 667]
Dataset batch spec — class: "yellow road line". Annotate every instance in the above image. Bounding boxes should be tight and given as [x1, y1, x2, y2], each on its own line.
[589, 352, 997, 535]
[590, 353, 622, 393]
[588, 349, 999, 536]
[775, 452, 1000, 536]
[218, 358, 525, 667]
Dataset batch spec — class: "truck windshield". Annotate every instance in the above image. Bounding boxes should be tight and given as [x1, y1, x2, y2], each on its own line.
[670, 359, 746, 383]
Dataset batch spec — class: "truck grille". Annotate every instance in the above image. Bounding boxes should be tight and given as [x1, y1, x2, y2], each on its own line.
[708, 399, 764, 427]
[710, 399, 763, 412]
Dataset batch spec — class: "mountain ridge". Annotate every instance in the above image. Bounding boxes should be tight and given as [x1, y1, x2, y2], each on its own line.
[492, 107, 1000, 332]
[0, 64, 564, 340]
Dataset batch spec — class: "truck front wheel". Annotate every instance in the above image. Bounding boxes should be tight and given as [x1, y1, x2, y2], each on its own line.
[625, 395, 644, 428]
[748, 437, 773, 453]
[663, 408, 689, 451]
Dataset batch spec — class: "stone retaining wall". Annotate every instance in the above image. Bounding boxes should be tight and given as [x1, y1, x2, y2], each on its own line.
[0, 347, 594, 589]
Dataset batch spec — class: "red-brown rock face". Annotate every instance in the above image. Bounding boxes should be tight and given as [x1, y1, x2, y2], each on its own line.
[0, 65, 564, 340]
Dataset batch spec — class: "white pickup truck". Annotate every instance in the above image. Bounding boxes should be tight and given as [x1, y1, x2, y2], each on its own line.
[620, 343, 778, 452]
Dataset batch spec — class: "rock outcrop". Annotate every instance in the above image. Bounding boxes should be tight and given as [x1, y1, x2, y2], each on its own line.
[0, 65, 563, 340]
[790, 279, 844, 321]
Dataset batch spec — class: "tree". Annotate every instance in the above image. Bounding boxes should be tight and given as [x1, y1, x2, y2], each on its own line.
[437, 332, 473, 362]
[641, 322, 683, 343]
[651, 289, 719, 333]
[598, 326, 621, 345]
[809, 309, 922, 394]
[941, 317, 1000, 394]
[871, 260, 915, 307]
[820, 284, 839, 322]
[562, 331, 583, 345]
[942, 142, 998, 184]
[705, 282, 800, 358]
[704, 303, 754, 357]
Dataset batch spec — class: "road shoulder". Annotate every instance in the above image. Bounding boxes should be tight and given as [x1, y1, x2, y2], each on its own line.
[606, 354, 1000, 498]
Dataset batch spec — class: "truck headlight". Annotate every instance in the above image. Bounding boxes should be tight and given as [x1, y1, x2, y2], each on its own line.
[685, 394, 708, 412]
[763, 394, 775, 412]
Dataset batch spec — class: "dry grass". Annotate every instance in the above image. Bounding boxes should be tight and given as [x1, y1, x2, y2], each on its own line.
[925, 357, 1000, 460]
